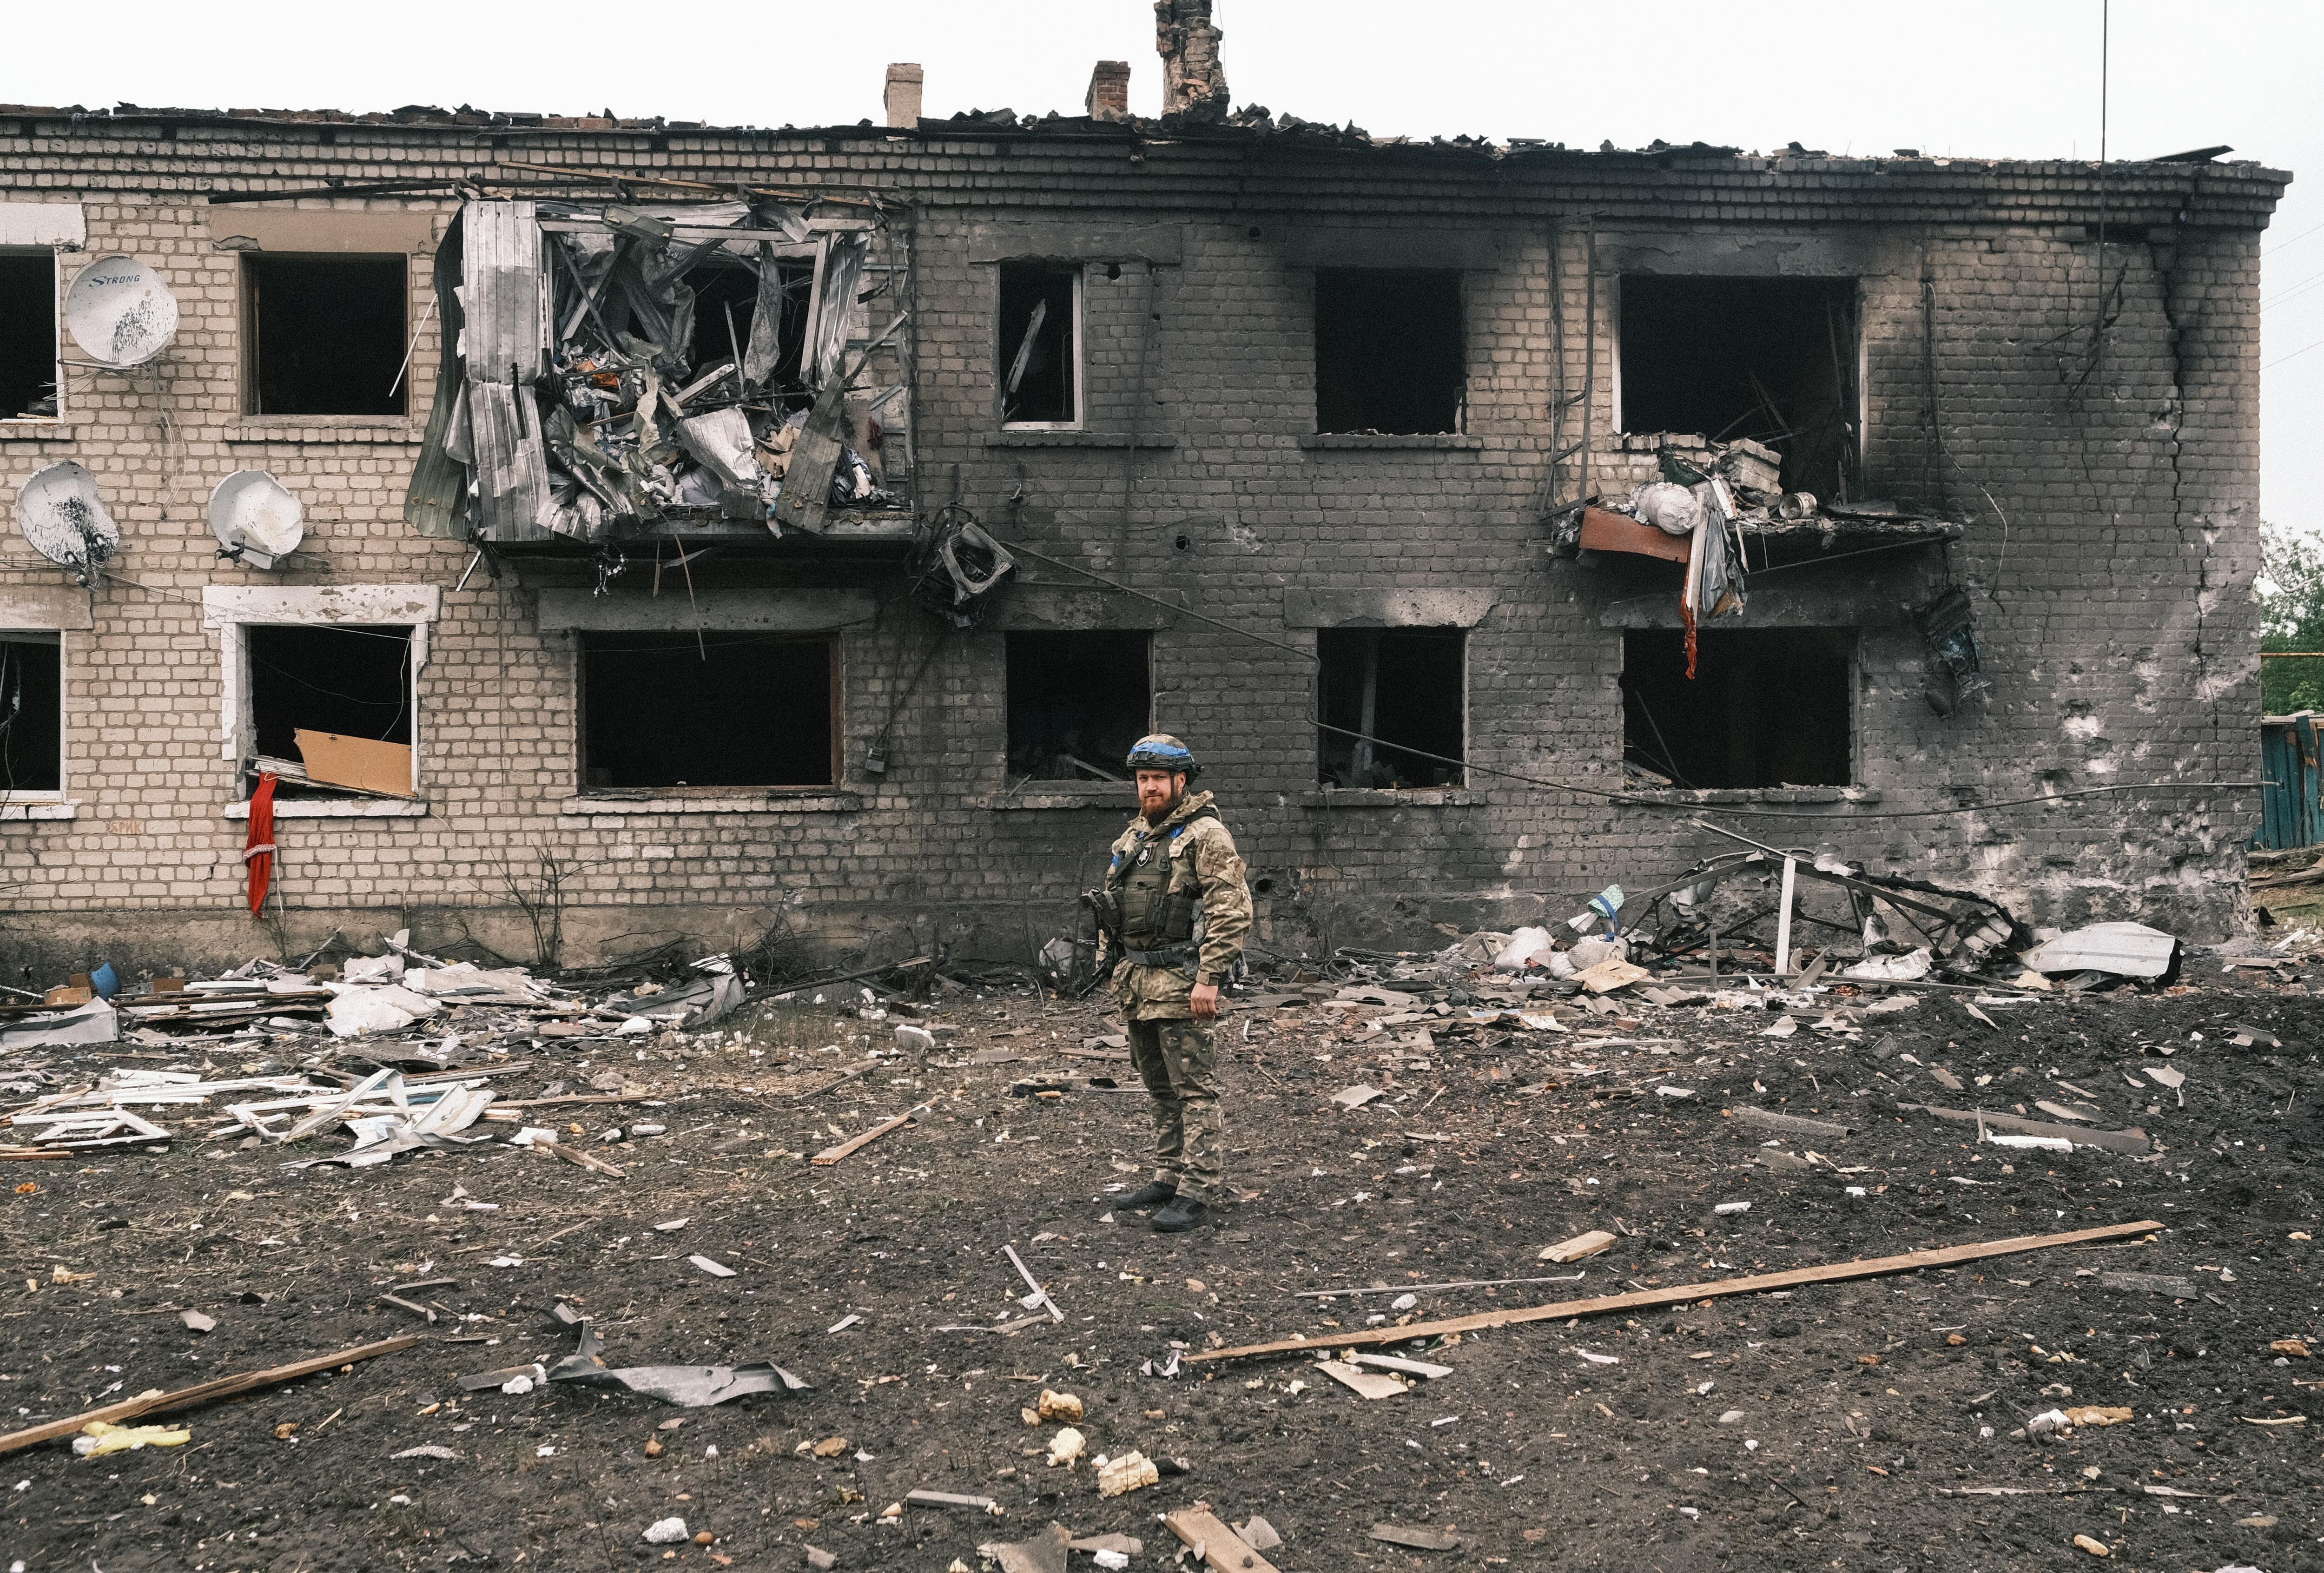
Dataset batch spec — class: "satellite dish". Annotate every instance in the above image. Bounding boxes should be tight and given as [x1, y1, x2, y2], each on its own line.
[64, 254, 179, 368]
[208, 470, 305, 569]
[15, 461, 119, 582]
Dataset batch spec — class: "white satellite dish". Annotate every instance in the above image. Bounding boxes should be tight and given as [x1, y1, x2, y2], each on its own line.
[208, 470, 305, 569]
[15, 461, 119, 582]
[64, 254, 179, 369]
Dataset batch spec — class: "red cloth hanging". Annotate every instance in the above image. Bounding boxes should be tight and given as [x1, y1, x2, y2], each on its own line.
[243, 773, 278, 915]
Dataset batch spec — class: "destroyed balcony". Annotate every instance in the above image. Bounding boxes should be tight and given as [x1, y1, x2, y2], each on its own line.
[405, 197, 916, 558]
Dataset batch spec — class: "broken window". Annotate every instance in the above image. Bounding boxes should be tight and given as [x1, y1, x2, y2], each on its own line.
[686, 253, 812, 392]
[1618, 276, 1857, 497]
[0, 633, 61, 794]
[246, 623, 415, 796]
[244, 253, 409, 416]
[1620, 628, 1853, 789]
[1313, 268, 1463, 435]
[1317, 628, 1465, 787]
[1005, 632, 1151, 781]
[997, 262, 1079, 425]
[0, 252, 57, 420]
[580, 632, 835, 790]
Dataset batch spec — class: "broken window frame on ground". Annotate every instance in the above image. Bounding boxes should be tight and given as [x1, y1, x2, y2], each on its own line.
[0, 247, 59, 423]
[1003, 630, 1152, 784]
[0, 630, 62, 799]
[1316, 626, 1467, 789]
[575, 629, 842, 793]
[202, 587, 438, 807]
[240, 251, 411, 418]
[406, 195, 915, 548]
[1614, 273, 1862, 499]
[1312, 267, 1466, 436]
[995, 260, 1083, 429]
[1619, 626, 1857, 791]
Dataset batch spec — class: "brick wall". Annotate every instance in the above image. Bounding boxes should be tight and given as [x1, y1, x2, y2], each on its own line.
[0, 110, 2285, 973]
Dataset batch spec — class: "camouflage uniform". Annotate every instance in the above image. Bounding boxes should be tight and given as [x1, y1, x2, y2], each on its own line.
[1102, 788, 1251, 1203]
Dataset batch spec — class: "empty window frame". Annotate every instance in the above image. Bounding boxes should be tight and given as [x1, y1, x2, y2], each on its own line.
[1620, 627, 1854, 790]
[997, 261, 1080, 426]
[243, 253, 409, 416]
[244, 623, 416, 796]
[1618, 275, 1859, 497]
[1317, 627, 1465, 788]
[579, 632, 837, 790]
[1005, 631, 1151, 781]
[0, 252, 57, 421]
[1314, 268, 1464, 435]
[685, 253, 815, 394]
[0, 633, 61, 795]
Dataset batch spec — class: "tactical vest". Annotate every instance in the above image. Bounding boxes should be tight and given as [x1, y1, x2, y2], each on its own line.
[1107, 805, 1217, 951]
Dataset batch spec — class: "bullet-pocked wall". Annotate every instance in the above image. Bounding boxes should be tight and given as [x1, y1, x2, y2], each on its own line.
[0, 109, 2283, 974]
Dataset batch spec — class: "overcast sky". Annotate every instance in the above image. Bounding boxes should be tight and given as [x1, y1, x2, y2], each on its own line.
[5, 0, 2316, 535]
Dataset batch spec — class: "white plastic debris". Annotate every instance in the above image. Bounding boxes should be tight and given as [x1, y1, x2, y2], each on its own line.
[1713, 1201, 1751, 1215]
[510, 1126, 558, 1147]
[613, 1017, 654, 1037]
[1493, 927, 1555, 972]
[2026, 1408, 2070, 1437]
[501, 1375, 535, 1395]
[643, 1516, 689, 1544]
[324, 983, 441, 1038]
[1842, 948, 1933, 981]
[1987, 1133, 2073, 1153]
[1391, 1293, 1418, 1312]
[895, 1024, 936, 1054]
[1094, 1552, 1130, 1572]
[1566, 935, 1629, 972]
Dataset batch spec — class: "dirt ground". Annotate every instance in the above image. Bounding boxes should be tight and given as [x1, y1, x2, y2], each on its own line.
[3, 945, 2320, 1573]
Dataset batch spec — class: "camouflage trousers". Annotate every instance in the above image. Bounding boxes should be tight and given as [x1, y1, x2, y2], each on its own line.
[1127, 1016, 1222, 1202]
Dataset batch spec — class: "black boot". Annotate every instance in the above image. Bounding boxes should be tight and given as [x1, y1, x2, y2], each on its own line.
[1150, 1195, 1210, 1232]
[1119, 1180, 1177, 1209]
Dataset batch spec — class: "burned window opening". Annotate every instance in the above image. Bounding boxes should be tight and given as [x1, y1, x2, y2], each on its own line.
[1619, 275, 1856, 499]
[1314, 268, 1463, 435]
[683, 256, 812, 405]
[0, 634, 61, 794]
[579, 631, 835, 790]
[244, 254, 409, 416]
[246, 623, 414, 797]
[1621, 627, 1853, 790]
[0, 253, 57, 420]
[1005, 632, 1150, 781]
[1318, 628, 1465, 788]
[997, 262, 1078, 425]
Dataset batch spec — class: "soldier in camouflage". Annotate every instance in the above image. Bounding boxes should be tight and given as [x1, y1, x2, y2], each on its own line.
[1082, 734, 1251, 1232]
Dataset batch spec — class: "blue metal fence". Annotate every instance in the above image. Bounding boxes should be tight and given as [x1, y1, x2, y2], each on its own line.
[2258, 712, 2323, 850]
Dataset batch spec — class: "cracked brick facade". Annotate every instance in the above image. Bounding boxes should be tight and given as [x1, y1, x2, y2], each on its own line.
[0, 107, 2285, 972]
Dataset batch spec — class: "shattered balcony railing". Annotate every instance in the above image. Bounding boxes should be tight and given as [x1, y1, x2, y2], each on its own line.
[406, 196, 914, 549]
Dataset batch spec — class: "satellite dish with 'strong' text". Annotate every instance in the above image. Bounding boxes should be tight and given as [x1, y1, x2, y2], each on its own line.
[208, 470, 305, 569]
[64, 254, 180, 368]
[15, 461, 119, 582]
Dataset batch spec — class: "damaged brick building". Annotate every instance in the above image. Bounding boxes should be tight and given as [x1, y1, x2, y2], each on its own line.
[0, 15, 2289, 975]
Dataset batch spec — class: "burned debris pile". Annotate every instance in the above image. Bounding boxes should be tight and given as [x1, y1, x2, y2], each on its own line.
[410, 195, 911, 547]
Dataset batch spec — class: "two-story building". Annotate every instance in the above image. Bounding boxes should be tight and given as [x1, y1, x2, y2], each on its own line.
[0, 36, 2286, 974]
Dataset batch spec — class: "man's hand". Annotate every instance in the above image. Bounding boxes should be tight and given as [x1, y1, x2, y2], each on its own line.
[1189, 982, 1220, 1020]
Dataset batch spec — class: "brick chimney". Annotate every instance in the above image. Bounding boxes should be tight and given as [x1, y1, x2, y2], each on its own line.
[1155, 0, 1228, 120]
[884, 63, 924, 130]
[1086, 60, 1132, 123]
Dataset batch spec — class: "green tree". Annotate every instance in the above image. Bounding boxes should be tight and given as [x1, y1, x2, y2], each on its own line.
[2262, 525, 2324, 714]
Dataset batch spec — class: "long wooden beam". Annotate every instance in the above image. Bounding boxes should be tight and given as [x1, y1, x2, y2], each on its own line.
[0, 1334, 421, 1454]
[1190, 1221, 2161, 1364]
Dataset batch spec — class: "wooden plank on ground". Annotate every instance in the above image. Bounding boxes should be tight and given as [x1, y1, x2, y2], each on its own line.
[811, 1105, 929, 1166]
[0, 1335, 420, 1455]
[1188, 1220, 2163, 1364]
[1895, 1101, 2150, 1154]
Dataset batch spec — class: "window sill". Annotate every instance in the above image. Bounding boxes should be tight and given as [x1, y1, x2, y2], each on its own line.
[1301, 787, 1479, 808]
[1298, 433, 1483, 450]
[225, 798, 429, 820]
[983, 784, 1132, 811]
[0, 799, 76, 821]
[560, 792, 864, 816]
[986, 431, 1177, 449]
[0, 421, 71, 442]
[224, 419, 421, 444]
[1615, 785, 1883, 806]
